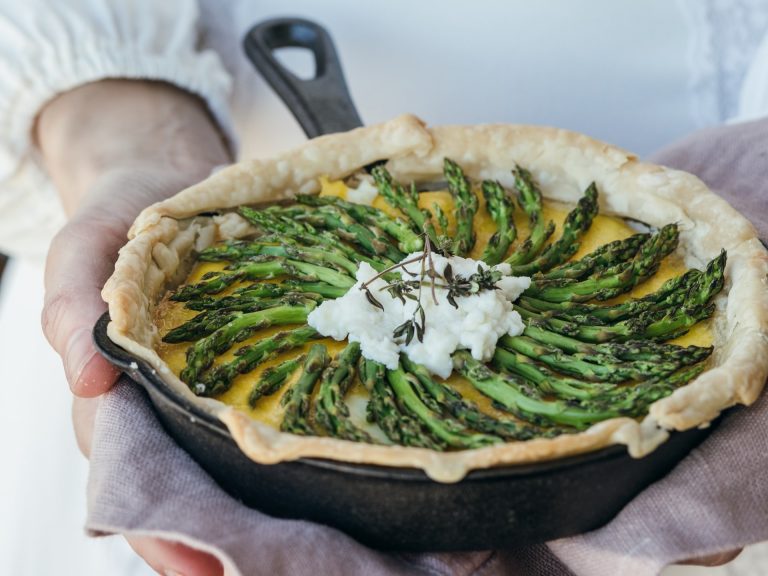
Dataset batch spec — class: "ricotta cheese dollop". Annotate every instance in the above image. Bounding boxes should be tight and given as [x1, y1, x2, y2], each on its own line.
[307, 252, 531, 378]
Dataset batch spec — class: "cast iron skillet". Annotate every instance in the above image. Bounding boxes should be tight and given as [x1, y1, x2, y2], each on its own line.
[92, 18, 717, 551]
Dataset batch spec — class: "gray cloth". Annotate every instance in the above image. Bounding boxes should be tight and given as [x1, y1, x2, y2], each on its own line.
[87, 119, 768, 576]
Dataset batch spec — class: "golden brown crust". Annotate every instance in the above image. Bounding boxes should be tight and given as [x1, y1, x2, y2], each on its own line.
[128, 114, 433, 236]
[102, 116, 768, 483]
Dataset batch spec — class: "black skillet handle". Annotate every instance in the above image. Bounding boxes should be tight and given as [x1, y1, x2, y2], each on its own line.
[243, 18, 363, 138]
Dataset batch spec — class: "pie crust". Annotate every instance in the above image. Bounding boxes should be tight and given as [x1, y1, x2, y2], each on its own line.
[102, 114, 768, 482]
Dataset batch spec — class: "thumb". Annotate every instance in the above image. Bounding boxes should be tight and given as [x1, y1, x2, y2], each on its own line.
[42, 211, 125, 396]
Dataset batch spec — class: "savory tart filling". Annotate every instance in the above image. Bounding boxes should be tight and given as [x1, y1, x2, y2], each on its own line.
[154, 160, 718, 450]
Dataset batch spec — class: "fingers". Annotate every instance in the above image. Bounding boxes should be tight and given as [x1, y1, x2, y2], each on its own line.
[679, 548, 742, 567]
[42, 168, 213, 397]
[72, 396, 100, 458]
[42, 213, 125, 396]
[72, 398, 226, 575]
[125, 535, 224, 576]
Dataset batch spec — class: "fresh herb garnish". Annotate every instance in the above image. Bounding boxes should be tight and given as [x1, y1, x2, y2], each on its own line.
[359, 235, 503, 344]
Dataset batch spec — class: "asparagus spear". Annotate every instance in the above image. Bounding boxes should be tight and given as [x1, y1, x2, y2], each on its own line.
[539, 233, 649, 281]
[520, 250, 725, 325]
[524, 223, 679, 302]
[686, 249, 728, 307]
[479, 180, 517, 265]
[181, 303, 314, 388]
[238, 205, 313, 237]
[578, 363, 706, 415]
[517, 269, 701, 324]
[282, 203, 405, 262]
[192, 325, 320, 397]
[199, 239, 359, 276]
[461, 350, 700, 427]
[504, 167, 556, 266]
[249, 256, 356, 289]
[498, 334, 673, 383]
[400, 355, 564, 440]
[519, 302, 715, 344]
[246, 355, 304, 407]
[524, 249, 722, 343]
[491, 347, 615, 400]
[444, 158, 478, 256]
[432, 201, 451, 237]
[241, 204, 401, 264]
[171, 256, 355, 301]
[164, 294, 322, 343]
[521, 323, 713, 366]
[184, 281, 344, 311]
[386, 364, 501, 449]
[295, 194, 423, 253]
[360, 357, 446, 449]
[578, 339, 713, 366]
[313, 342, 374, 442]
[371, 165, 439, 243]
[496, 338, 707, 407]
[183, 282, 287, 309]
[164, 302, 270, 344]
[238, 208, 389, 271]
[198, 239, 281, 262]
[281, 344, 330, 435]
[508, 183, 599, 275]
[172, 259, 286, 300]
[453, 351, 616, 428]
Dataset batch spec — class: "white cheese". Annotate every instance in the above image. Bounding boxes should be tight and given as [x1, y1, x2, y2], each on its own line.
[345, 178, 379, 205]
[307, 252, 530, 378]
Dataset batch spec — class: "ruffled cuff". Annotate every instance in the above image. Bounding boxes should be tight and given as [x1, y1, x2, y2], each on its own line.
[0, 0, 234, 181]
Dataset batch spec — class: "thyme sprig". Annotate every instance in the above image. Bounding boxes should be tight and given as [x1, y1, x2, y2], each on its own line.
[359, 236, 504, 345]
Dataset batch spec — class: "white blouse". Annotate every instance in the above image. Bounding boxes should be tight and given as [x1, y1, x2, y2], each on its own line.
[1, 0, 768, 260]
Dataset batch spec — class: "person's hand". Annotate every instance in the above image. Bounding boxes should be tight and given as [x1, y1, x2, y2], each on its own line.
[645, 119, 768, 571]
[37, 80, 231, 575]
[678, 549, 742, 567]
[38, 80, 230, 397]
[73, 396, 226, 576]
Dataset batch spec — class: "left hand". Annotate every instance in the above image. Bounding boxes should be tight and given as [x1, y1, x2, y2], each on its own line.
[73, 396, 226, 576]
[38, 79, 232, 575]
[37, 79, 231, 397]
[679, 549, 741, 566]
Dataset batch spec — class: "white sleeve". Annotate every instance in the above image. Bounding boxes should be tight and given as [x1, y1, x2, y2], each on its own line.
[0, 0, 234, 180]
[737, 28, 768, 121]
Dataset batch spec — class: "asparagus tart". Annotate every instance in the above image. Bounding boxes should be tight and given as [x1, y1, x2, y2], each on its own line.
[102, 115, 768, 482]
